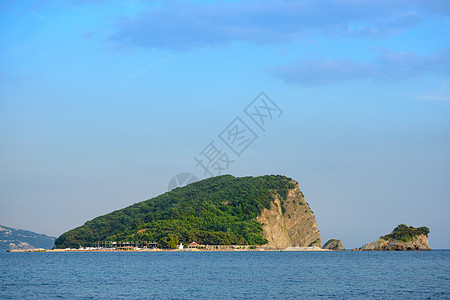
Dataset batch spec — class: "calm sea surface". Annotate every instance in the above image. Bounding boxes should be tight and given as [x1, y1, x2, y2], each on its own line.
[1, 250, 449, 299]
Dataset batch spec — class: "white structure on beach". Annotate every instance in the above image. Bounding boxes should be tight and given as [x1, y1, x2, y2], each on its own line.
[177, 243, 184, 250]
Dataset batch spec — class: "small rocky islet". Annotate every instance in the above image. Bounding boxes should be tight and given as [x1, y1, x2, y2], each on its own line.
[354, 224, 431, 251]
[322, 239, 345, 251]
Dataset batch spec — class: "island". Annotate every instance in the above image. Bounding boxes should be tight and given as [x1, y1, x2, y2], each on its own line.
[54, 175, 322, 250]
[356, 224, 431, 251]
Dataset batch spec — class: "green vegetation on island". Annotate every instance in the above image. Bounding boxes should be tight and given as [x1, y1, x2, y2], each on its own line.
[381, 224, 430, 242]
[55, 175, 296, 249]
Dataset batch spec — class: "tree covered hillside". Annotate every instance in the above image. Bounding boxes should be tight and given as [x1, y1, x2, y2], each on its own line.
[55, 175, 296, 249]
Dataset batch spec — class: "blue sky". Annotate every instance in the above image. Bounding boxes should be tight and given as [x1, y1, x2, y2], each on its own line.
[1, 0, 449, 248]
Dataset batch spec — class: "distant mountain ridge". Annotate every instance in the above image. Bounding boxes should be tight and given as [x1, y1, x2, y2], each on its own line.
[0, 225, 56, 250]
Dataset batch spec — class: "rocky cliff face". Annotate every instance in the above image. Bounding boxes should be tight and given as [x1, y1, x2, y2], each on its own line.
[360, 235, 431, 251]
[322, 239, 345, 251]
[256, 181, 321, 249]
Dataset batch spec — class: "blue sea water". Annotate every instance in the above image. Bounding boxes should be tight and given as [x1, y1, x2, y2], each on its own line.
[1, 250, 449, 299]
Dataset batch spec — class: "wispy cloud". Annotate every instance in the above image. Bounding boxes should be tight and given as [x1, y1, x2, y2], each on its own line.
[418, 80, 450, 102]
[129, 54, 174, 79]
[108, 0, 449, 51]
[269, 49, 450, 86]
[420, 95, 450, 102]
[25, 0, 105, 12]
[344, 12, 421, 38]
[0, 0, 12, 12]
[82, 30, 97, 40]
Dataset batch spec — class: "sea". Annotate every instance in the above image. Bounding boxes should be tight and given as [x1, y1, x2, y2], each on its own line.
[1, 250, 449, 299]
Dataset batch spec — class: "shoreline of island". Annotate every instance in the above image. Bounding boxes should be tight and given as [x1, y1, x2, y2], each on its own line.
[6, 245, 332, 253]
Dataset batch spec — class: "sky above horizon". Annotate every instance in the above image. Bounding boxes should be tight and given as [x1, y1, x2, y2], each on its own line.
[1, 0, 449, 249]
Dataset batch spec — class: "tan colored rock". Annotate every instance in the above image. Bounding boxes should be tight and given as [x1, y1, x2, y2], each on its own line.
[322, 239, 345, 251]
[256, 197, 291, 249]
[257, 180, 321, 249]
[361, 234, 431, 251]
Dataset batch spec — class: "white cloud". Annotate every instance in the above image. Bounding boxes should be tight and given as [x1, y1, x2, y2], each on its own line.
[418, 80, 450, 102]
[270, 49, 450, 86]
[108, 0, 449, 50]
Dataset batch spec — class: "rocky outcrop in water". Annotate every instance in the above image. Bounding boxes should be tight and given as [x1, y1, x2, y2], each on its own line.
[256, 181, 321, 249]
[322, 239, 344, 250]
[360, 235, 431, 251]
[357, 224, 431, 251]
